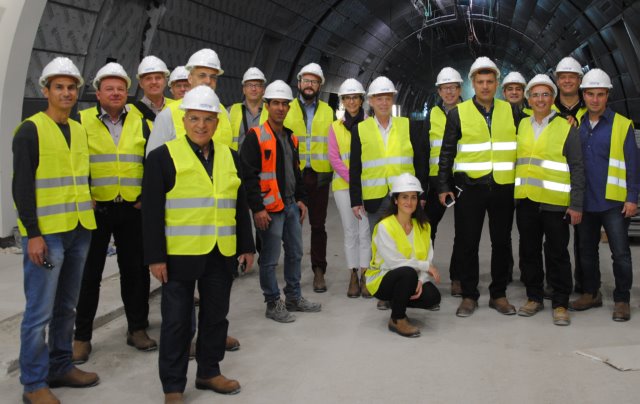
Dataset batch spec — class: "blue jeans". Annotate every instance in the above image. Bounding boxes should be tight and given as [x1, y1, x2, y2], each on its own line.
[257, 203, 303, 302]
[20, 226, 91, 392]
[577, 207, 632, 302]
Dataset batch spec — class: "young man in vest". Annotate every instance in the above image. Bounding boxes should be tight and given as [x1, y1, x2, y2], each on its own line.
[128, 55, 172, 128]
[143, 86, 255, 402]
[73, 63, 155, 364]
[228, 67, 268, 150]
[438, 56, 524, 317]
[13, 57, 99, 404]
[514, 74, 584, 326]
[569, 69, 639, 322]
[168, 66, 191, 100]
[147, 48, 233, 154]
[284, 63, 334, 292]
[240, 80, 321, 323]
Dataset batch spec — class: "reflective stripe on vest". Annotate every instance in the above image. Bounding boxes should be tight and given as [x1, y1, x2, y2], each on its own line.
[169, 100, 234, 149]
[606, 113, 633, 202]
[229, 103, 269, 150]
[428, 106, 446, 176]
[454, 99, 517, 183]
[16, 112, 96, 236]
[284, 98, 333, 172]
[80, 107, 146, 202]
[164, 136, 239, 256]
[331, 119, 351, 191]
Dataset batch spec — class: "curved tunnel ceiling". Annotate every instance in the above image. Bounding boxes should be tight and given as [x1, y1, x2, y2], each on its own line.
[23, 0, 640, 122]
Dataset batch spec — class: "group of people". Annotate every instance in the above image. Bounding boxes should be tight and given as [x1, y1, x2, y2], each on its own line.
[12, 47, 637, 404]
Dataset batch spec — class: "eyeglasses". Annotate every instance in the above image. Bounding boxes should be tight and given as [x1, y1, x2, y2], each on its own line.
[195, 72, 218, 81]
[186, 115, 217, 124]
[300, 78, 321, 86]
[530, 92, 552, 99]
[439, 85, 459, 93]
[172, 82, 190, 90]
[341, 95, 361, 102]
[244, 83, 265, 89]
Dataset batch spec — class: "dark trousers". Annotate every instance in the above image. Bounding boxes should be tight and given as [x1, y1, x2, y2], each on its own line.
[453, 182, 514, 300]
[572, 226, 583, 291]
[75, 202, 149, 341]
[577, 207, 632, 302]
[159, 248, 234, 393]
[516, 199, 572, 308]
[303, 168, 330, 271]
[374, 267, 441, 319]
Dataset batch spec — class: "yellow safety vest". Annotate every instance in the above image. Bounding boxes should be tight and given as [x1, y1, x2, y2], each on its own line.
[428, 106, 447, 176]
[229, 103, 268, 150]
[331, 119, 351, 191]
[164, 136, 240, 256]
[606, 113, 634, 202]
[168, 101, 234, 149]
[515, 116, 572, 206]
[284, 98, 333, 172]
[16, 112, 96, 236]
[552, 104, 587, 122]
[359, 116, 414, 200]
[455, 99, 516, 184]
[128, 97, 174, 130]
[79, 108, 146, 202]
[365, 216, 431, 295]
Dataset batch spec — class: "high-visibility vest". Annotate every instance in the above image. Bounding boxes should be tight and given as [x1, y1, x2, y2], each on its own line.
[229, 103, 268, 150]
[167, 100, 234, 149]
[605, 113, 634, 202]
[253, 123, 299, 212]
[515, 116, 572, 206]
[428, 106, 447, 176]
[128, 97, 174, 130]
[365, 216, 431, 295]
[16, 112, 96, 236]
[79, 107, 146, 202]
[331, 119, 351, 191]
[454, 99, 516, 184]
[164, 136, 239, 256]
[359, 116, 414, 200]
[552, 104, 587, 122]
[284, 98, 333, 172]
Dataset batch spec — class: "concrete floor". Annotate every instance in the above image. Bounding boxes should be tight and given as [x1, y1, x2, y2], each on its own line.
[1, 199, 640, 403]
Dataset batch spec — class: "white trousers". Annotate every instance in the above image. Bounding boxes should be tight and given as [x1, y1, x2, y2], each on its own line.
[333, 189, 371, 269]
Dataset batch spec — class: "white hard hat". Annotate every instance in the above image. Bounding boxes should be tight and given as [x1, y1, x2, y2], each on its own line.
[92, 62, 131, 90]
[391, 173, 424, 195]
[580, 68, 613, 90]
[185, 48, 224, 75]
[264, 80, 293, 100]
[136, 55, 169, 79]
[468, 56, 500, 80]
[39, 57, 84, 88]
[242, 67, 266, 84]
[338, 78, 365, 96]
[554, 57, 583, 77]
[524, 74, 557, 99]
[297, 63, 325, 85]
[169, 66, 189, 86]
[179, 85, 221, 113]
[435, 67, 463, 86]
[367, 76, 397, 96]
[502, 71, 526, 88]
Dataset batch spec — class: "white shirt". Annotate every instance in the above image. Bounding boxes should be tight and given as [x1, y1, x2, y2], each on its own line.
[530, 110, 556, 140]
[374, 115, 392, 147]
[146, 107, 176, 157]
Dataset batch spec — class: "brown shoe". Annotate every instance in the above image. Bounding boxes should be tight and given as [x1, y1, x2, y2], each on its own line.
[450, 280, 462, 297]
[456, 298, 478, 317]
[569, 291, 603, 311]
[388, 317, 420, 337]
[127, 330, 158, 351]
[489, 297, 516, 315]
[347, 269, 360, 298]
[518, 300, 544, 317]
[377, 300, 390, 310]
[22, 387, 60, 404]
[612, 302, 631, 322]
[164, 392, 184, 404]
[225, 335, 240, 351]
[48, 366, 99, 388]
[195, 374, 241, 395]
[312, 267, 327, 292]
[72, 340, 91, 365]
[360, 272, 372, 298]
[553, 307, 571, 326]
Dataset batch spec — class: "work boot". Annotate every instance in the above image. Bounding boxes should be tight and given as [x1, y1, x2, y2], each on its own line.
[489, 297, 516, 315]
[195, 374, 241, 395]
[456, 298, 478, 317]
[22, 387, 60, 404]
[226, 335, 240, 351]
[518, 300, 544, 317]
[360, 272, 372, 298]
[265, 300, 296, 323]
[377, 300, 390, 310]
[388, 317, 420, 338]
[164, 392, 184, 404]
[72, 340, 91, 365]
[312, 266, 327, 293]
[126, 330, 158, 351]
[450, 280, 462, 297]
[285, 296, 322, 312]
[612, 302, 631, 322]
[568, 291, 603, 311]
[48, 366, 99, 388]
[553, 307, 571, 326]
[347, 268, 360, 298]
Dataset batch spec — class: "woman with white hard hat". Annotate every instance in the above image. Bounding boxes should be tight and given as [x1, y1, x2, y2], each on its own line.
[365, 173, 441, 337]
[328, 78, 371, 298]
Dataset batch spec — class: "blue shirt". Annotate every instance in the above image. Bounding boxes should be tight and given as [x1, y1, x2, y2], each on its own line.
[300, 95, 317, 167]
[579, 107, 639, 212]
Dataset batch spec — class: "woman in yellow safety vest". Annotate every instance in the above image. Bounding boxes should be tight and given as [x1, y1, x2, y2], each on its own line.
[365, 173, 441, 337]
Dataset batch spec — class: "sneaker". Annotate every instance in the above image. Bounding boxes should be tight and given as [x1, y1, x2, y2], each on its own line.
[265, 300, 296, 323]
[285, 296, 322, 312]
[518, 300, 544, 317]
[553, 307, 570, 326]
